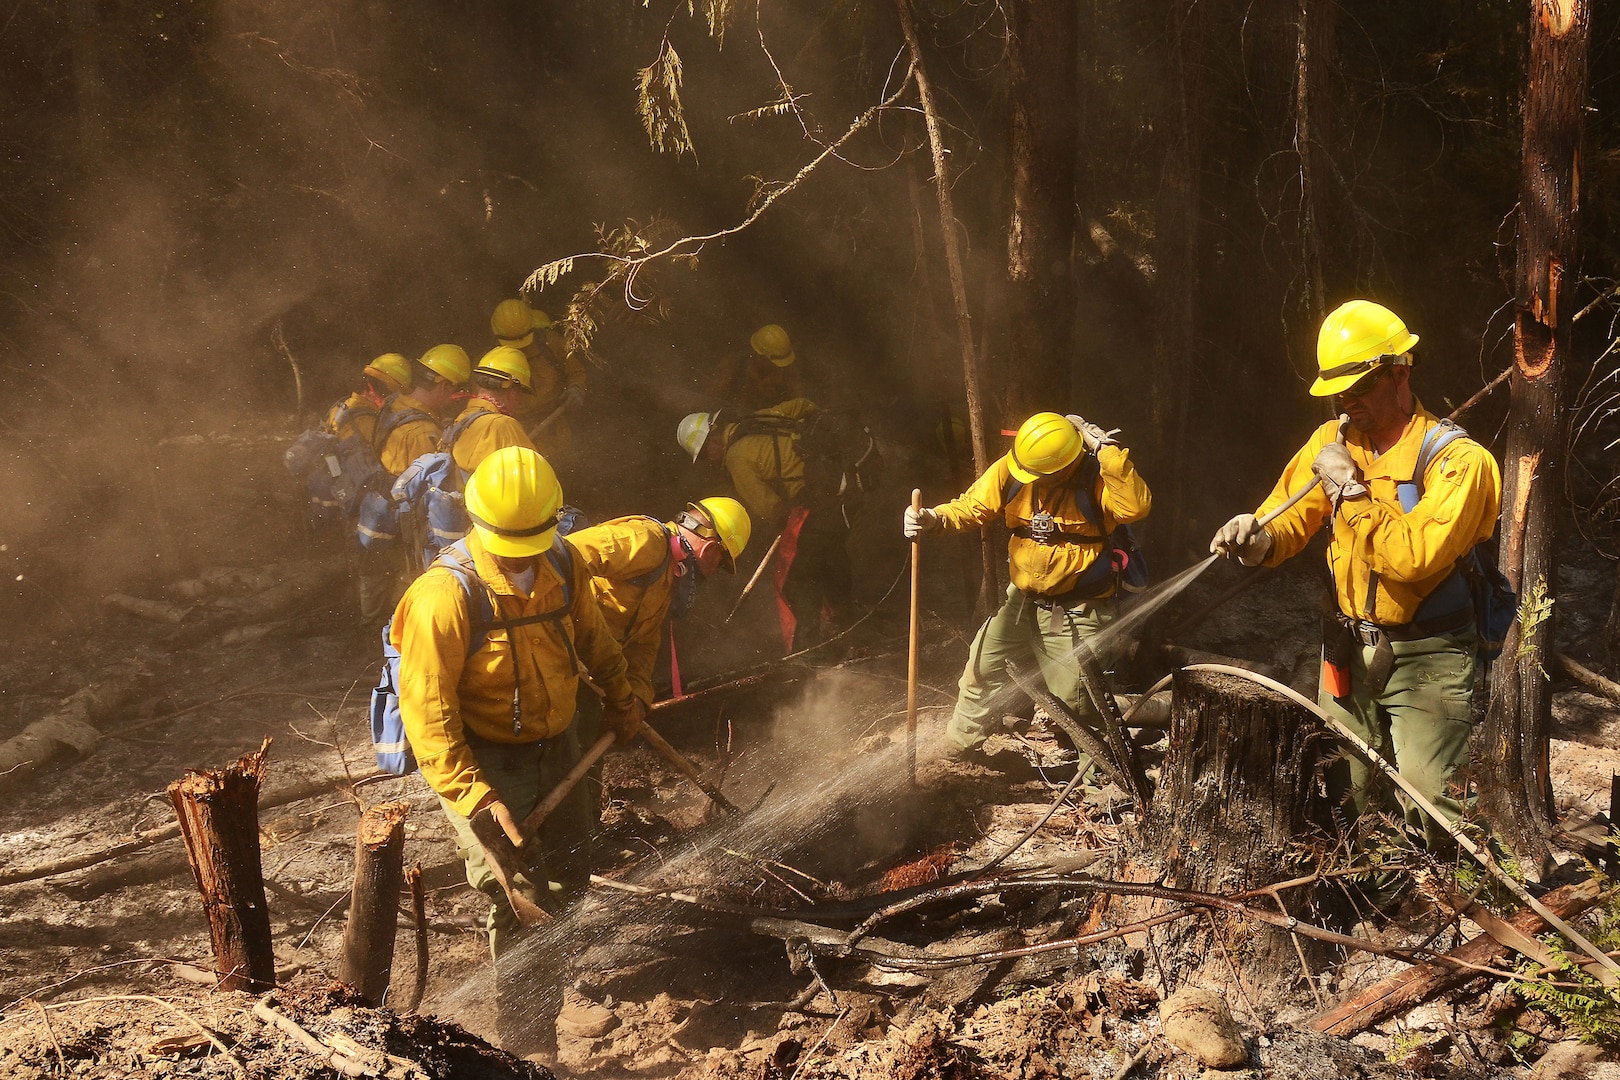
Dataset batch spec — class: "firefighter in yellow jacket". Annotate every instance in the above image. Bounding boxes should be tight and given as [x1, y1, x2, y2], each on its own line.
[377, 344, 469, 475]
[491, 299, 587, 460]
[907, 412, 1151, 776]
[324, 352, 412, 444]
[677, 399, 854, 651]
[392, 446, 644, 1044]
[1211, 300, 1502, 850]
[444, 346, 538, 478]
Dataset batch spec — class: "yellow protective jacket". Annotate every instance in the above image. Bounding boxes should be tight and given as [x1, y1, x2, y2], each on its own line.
[513, 328, 587, 414]
[1256, 401, 1502, 626]
[719, 398, 817, 530]
[566, 516, 677, 705]
[325, 392, 379, 445]
[391, 531, 635, 817]
[931, 445, 1152, 598]
[448, 398, 535, 477]
[377, 395, 443, 476]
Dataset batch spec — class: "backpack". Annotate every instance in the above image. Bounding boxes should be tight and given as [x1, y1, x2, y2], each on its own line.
[369, 535, 579, 774]
[731, 407, 885, 505]
[1000, 450, 1149, 596]
[1397, 419, 1516, 661]
[284, 399, 428, 533]
[390, 409, 489, 568]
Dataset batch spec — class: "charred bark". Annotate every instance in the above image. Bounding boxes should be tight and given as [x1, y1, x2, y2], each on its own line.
[167, 740, 276, 992]
[340, 801, 410, 1006]
[1150, 0, 1205, 559]
[1110, 671, 1333, 991]
[1479, 0, 1589, 868]
[1004, 0, 1077, 414]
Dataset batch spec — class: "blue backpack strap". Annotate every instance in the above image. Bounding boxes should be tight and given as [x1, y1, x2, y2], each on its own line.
[372, 404, 433, 455]
[433, 541, 496, 657]
[1395, 419, 1475, 622]
[1070, 451, 1103, 528]
[1397, 419, 1468, 513]
[626, 519, 673, 589]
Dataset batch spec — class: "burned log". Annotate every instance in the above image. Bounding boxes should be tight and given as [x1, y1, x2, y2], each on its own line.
[1106, 669, 1333, 990]
[168, 740, 276, 992]
[339, 801, 410, 1005]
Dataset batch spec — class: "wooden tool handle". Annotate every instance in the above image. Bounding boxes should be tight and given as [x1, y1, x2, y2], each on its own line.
[515, 731, 618, 841]
[906, 488, 923, 786]
[637, 721, 740, 814]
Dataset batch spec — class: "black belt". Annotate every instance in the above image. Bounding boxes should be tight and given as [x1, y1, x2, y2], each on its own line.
[1334, 606, 1473, 695]
[1010, 526, 1105, 546]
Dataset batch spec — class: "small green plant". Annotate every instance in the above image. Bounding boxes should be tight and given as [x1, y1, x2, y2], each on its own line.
[1385, 1029, 1428, 1066]
[1511, 942, 1620, 1047]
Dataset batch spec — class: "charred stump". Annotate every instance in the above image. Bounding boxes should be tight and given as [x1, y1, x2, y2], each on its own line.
[167, 739, 276, 992]
[1109, 670, 1334, 990]
[340, 801, 410, 1005]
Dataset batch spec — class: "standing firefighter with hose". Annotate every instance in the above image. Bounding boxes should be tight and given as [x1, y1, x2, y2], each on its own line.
[390, 445, 645, 1052]
[491, 298, 587, 461]
[1210, 300, 1503, 854]
[906, 412, 1151, 788]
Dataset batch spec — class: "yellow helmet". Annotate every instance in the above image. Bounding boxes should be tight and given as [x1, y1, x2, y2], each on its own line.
[464, 446, 564, 558]
[419, 343, 471, 386]
[677, 412, 715, 461]
[1008, 412, 1083, 483]
[680, 497, 751, 573]
[530, 307, 554, 330]
[363, 352, 412, 394]
[749, 324, 796, 368]
[1312, 300, 1419, 397]
[475, 346, 533, 390]
[490, 299, 536, 349]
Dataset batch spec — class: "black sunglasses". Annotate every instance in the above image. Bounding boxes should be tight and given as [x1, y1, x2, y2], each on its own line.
[1338, 364, 1390, 399]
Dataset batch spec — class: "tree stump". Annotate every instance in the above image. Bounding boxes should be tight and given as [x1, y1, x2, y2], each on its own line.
[167, 740, 276, 991]
[1108, 670, 1335, 993]
[340, 801, 411, 1005]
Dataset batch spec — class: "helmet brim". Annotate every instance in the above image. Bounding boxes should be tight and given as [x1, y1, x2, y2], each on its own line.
[475, 523, 558, 559]
[1006, 457, 1042, 483]
[768, 349, 796, 369]
[498, 333, 536, 350]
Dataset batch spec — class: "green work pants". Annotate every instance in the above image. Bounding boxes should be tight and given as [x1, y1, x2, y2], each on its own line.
[437, 725, 595, 960]
[1318, 628, 1478, 851]
[947, 583, 1117, 782]
[356, 543, 409, 628]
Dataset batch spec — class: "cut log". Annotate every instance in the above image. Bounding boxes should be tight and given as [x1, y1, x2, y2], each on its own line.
[167, 740, 276, 992]
[1107, 669, 1333, 991]
[339, 801, 410, 1005]
[1310, 876, 1605, 1037]
[0, 668, 148, 793]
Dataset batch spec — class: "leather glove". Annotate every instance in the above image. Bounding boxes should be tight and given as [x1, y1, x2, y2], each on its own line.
[604, 696, 647, 744]
[1065, 414, 1119, 453]
[1311, 442, 1368, 511]
[478, 797, 525, 846]
[1210, 513, 1274, 566]
[903, 505, 940, 540]
[559, 385, 586, 411]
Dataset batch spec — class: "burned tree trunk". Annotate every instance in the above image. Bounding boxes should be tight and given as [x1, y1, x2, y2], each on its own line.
[1004, 0, 1077, 414]
[340, 801, 411, 1005]
[1479, 0, 1590, 867]
[1149, 0, 1204, 559]
[1109, 671, 1333, 990]
[168, 740, 276, 992]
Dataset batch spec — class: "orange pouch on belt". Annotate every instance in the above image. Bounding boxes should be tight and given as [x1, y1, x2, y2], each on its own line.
[1321, 599, 1354, 700]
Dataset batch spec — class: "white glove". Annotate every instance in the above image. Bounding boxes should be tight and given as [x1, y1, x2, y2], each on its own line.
[1311, 443, 1367, 510]
[1065, 414, 1119, 453]
[1210, 513, 1273, 566]
[559, 385, 586, 411]
[904, 505, 941, 540]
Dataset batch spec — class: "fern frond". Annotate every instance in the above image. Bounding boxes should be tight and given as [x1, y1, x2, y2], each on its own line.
[635, 43, 695, 157]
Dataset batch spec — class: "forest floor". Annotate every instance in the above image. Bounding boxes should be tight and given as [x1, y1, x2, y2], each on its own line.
[2, 424, 1620, 1079]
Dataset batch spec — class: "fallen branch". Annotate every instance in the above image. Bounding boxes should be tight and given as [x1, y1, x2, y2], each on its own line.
[254, 996, 369, 1078]
[1556, 652, 1620, 705]
[1311, 875, 1606, 1036]
[0, 769, 387, 887]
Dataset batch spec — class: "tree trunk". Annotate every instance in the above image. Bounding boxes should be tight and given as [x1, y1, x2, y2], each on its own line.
[1004, 0, 1078, 414]
[340, 801, 411, 1005]
[1291, 0, 1337, 328]
[894, 0, 999, 618]
[167, 740, 276, 992]
[1109, 670, 1334, 993]
[1479, 0, 1589, 868]
[1149, 0, 1205, 560]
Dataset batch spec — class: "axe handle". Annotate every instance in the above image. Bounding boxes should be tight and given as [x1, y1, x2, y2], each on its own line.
[725, 532, 784, 623]
[636, 720, 739, 813]
[515, 730, 619, 841]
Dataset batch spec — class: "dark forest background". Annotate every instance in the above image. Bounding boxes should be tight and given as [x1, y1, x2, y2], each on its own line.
[0, 0, 1615, 623]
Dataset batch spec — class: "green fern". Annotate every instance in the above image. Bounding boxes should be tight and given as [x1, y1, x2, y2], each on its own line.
[1511, 941, 1620, 1046]
[636, 43, 694, 157]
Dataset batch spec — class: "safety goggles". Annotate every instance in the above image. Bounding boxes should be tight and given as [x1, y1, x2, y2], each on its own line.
[1336, 364, 1391, 400]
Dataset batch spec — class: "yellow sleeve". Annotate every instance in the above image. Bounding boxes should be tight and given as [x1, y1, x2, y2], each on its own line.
[620, 580, 671, 705]
[382, 419, 443, 476]
[726, 442, 788, 529]
[393, 569, 491, 817]
[1095, 445, 1151, 525]
[565, 543, 636, 709]
[931, 457, 1011, 531]
[1338, 440, 1502, 582]
[454, 412, 534, 474]
[1257, 426, 1336, 567]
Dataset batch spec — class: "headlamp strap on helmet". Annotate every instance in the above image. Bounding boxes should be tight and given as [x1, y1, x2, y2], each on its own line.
[467, 509, 560, 539]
